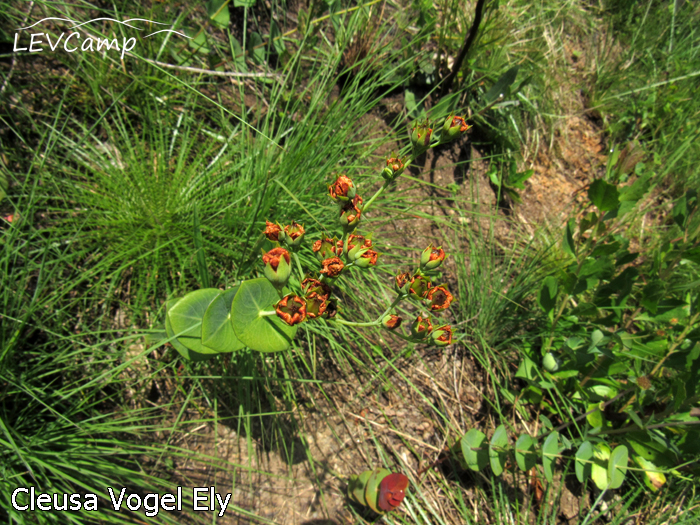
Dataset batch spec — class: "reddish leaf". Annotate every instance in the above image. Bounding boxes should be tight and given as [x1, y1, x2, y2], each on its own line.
[378, 473, 409, 511]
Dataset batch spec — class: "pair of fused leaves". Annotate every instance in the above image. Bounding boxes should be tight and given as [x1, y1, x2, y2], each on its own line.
[459, 427, 630, 490]
[166, 278, 297, 359]
[347, 469, 409, 514]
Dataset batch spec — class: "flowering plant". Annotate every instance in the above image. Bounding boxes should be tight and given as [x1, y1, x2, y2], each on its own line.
[164, 113, 472, 357]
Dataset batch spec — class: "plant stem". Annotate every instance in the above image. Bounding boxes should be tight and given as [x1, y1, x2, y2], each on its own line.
[331, 294, 403, 328]
[259, 310, 277, 317]
[332, 318, 379, 327]
[377, 295, 402, 322]
[361, 180, 390, 215]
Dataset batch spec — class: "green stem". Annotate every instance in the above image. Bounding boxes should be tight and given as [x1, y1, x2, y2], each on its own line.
[377, 295, 402, 322]
[332, 318, 380, 327]
[259, 310, 277, 317]
[361, 180, 390, 215]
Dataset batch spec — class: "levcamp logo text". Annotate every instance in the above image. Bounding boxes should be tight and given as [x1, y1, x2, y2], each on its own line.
[12, 17, 190, 59]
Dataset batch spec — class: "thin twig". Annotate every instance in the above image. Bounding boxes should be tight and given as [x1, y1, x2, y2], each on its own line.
[140, 58, 283, 79]
[1, 1, 35, 97]
[439, 0, 488, 97]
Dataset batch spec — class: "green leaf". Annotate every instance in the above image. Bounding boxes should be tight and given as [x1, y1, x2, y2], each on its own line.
[634, 456, 666, 492]
[231, 37, 247, 72]
[563, 220, 576, 257]
[575, 441, 593, 483]
[168, 289, 222, 354]
[202, 287, 245, 353]
[542, 431, 559, 483]
[515, 434, 537, 472]
[588, 179, 620, 212]
[349, 470, 372, 506]
[234, 0, 256, 6]
[515, 356, 537, 381]
[405, 88, 424, 121]
[270, 20, 286, 55]
[206, 0, 230, 28]
[608, 445, 628, 489]
[538, 276, 558, 317]
[482, 65, 519, 104]
[166, 299, 214, 361]
[248, 32, 265, 65]
[364, 468, 390, 513]
[186, 27, 211, 54]
[591, 444, 611, 490]
[231, 278, 298, 352]
[460, 429, 488, 472]
[489, 425, 509, 476]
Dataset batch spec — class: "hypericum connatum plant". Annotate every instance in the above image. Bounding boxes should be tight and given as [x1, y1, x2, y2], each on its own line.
[164, 113, 471, 358]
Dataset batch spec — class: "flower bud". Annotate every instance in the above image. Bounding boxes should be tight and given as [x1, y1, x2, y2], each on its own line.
[427, 285, 453, 311]
[263, 220, 282, 242]
[312, 238, 338, 261]
[440, 115, 470, 143]
[382, 314, 402, 330]
[542, 352, 560, 372]
[320, 257, 345, 278]
[395, 272, 412, 295]
[346, 234, 372, 260]
[304, 292, 328, 319]
[431, 325, 452, 346]
[339, 195, 363, 229]
[329, 175, 356, 202]
[262, 247, 292, 288]
[275, 295, 307, 326]
[420, 245, 446, 271]
[282, 220, 305, 249]
[410, 121, 432, 155]
[354, 249, 378, 268]
[409, 274, 431, 298]
[301, 278, 332, 300]
[410, 316, 433, 339]
[382, 156, 406, 181]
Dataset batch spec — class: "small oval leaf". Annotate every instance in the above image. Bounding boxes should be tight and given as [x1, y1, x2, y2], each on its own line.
[575, 441, 593, 483]
[542, 431, 559, 483]
[608, 445, 628, 489]
[489, 425, 509, 476]
[461, 429, 488, 472]
[591, 443, 611, 490]
[515, 434, 537, 472]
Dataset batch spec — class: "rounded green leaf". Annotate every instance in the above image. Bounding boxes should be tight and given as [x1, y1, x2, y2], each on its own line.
[231, 278, 298, 352]
[461, 429, 488, 472]
[575, 441, 593, 483]
[169, 289, 221, 354]
[202, 286, 245, 353]
[515, 434, 537, 472]
[350, 470, 372, 507]
[364, 468, 390, 514]
[542, 431, 559, 483]
[634, 455, 666, 492]
[591, 443, 611, 490]
[608, 445, 628, 489]
[489, 425, 509, 476]
[166, 299, 213, 362]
